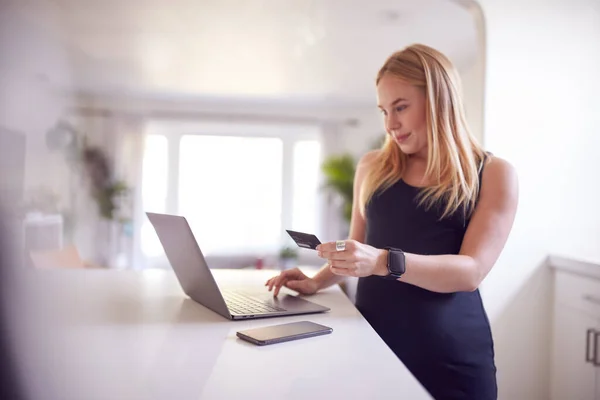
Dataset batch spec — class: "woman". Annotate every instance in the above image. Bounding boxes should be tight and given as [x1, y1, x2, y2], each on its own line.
[266, 44, 518, 399]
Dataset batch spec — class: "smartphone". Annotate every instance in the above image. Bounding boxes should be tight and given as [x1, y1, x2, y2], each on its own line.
[236, 321, 333, 346]
[285, 230, 322, 250]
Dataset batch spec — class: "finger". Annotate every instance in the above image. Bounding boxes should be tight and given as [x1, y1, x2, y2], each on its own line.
[329, 260, 355, 269]
[271, 269, 293, 290]
[320, 250, 351, 261]
[330, 265, 354, 276]
[266, 276, 278, 286]
[272, 272, 291, 296]
[266, 277, 275, 291]
[270, 276, 282, 292]
[273, 268, 305, 296]
[316, 241, 338, 253]
[268, 275, 283, 291]
[274, 278, 288, 297]
[317, 239, 355, 253]
[275, 271, 291, 286]
[318, 241, 354, 258]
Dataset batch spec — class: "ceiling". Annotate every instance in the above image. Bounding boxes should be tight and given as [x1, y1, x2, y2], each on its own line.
[45, 0, 478, 105]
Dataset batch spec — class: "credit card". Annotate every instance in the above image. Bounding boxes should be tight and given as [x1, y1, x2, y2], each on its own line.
[285, 230, 322, 250]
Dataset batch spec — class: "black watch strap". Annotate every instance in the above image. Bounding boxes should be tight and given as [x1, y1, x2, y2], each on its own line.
[383, 247, 406, 280]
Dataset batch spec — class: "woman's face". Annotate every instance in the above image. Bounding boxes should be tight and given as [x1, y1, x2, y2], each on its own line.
[376, 73, 428, 157]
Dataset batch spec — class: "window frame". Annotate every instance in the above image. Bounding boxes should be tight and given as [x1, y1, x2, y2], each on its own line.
[134, 120, 324, 269]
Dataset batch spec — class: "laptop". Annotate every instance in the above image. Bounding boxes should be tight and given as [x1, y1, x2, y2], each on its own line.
[146, 212, 330, 320]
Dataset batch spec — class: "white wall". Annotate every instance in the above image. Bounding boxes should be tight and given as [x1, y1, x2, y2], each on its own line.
[0, 0, 74, 218]
[459, 5, 486, 145]
[476, 0, 600, 398]
[460, 59, 485, 144]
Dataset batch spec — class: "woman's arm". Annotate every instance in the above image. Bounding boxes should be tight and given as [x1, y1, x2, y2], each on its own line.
[266, 151, 378, 295]
[318, 156, 519, 293]
[399, 157, 518, 292]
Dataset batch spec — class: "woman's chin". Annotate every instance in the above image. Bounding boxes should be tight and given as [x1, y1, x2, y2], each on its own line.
[395, 142, 426, 157]
[395, 141, 415, 154]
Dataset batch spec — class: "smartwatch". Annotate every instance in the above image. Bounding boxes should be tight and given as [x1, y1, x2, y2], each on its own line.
[383, 247, 406, 280]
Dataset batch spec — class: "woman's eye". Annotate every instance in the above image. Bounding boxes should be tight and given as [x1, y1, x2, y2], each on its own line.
[380, 109, 388, 116]
[396, 105, 407, 112]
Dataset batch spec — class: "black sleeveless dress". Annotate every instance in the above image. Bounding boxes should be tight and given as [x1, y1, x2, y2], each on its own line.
[355, 166, 497, 399]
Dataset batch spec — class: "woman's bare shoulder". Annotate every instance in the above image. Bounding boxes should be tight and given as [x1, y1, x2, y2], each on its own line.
[480, 155, 518, 200]
[358, 149, 381, 168]
[483, 155, 516, 180]
[354, 150, 381, 181]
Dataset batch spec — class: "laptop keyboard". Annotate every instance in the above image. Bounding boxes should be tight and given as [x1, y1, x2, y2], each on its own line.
[222, 291, 286, 315]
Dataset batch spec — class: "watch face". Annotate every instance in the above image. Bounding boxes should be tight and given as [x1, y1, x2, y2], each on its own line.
[388, 249, 405, 276]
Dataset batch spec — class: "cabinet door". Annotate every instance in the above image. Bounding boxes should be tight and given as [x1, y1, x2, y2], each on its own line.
[595, 322, 600, 400]
[550, 305, 597, 400]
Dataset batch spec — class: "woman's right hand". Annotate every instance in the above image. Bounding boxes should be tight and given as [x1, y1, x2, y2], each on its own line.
[265, 267, 320, 297]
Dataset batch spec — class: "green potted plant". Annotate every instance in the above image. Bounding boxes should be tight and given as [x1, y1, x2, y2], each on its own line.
[320, 135, 386, 224]
[46, 121, 131, 222]
[278, 246, 298, 270]
[320, 154, 356, 223]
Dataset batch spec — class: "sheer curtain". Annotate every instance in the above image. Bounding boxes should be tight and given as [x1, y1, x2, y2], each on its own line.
[111, 116, 146, 269]
[66, 113, 146, 269]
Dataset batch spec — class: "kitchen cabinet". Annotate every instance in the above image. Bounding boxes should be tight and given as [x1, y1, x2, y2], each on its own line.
[550, 269, 600, 400]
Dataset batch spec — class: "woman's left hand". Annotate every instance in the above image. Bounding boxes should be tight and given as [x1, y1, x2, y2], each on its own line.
[316, 240, 388, 278]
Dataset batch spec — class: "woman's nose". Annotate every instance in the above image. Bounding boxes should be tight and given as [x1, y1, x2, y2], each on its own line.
[386, 115, 401, 132]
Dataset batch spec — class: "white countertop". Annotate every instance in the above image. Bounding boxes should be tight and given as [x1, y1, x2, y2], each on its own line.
[548, 254, 600, 280]
[14, 268, 432, 400]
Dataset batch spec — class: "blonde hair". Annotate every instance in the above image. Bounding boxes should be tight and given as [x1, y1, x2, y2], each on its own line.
[359, 44, 486, 220]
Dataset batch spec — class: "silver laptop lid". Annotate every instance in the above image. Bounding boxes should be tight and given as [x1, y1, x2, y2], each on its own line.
[146, 212, 231, 319]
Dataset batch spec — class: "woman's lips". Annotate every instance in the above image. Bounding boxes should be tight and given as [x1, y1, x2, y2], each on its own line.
[395, 133, 411, 143]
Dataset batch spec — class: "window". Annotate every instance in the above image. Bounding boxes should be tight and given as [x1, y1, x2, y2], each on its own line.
[292, 140, 321, 234]
[138, 122, 323, 268]
[179, 135, 283, 256]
